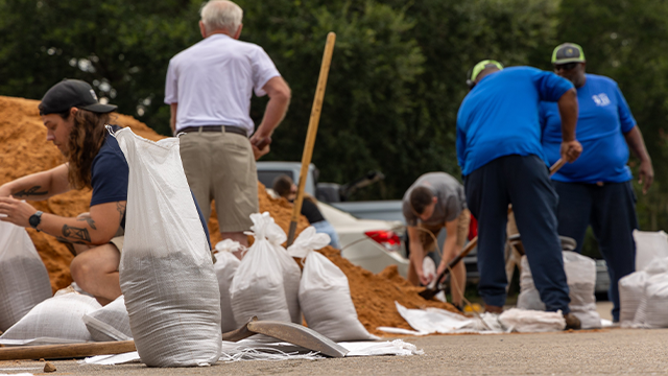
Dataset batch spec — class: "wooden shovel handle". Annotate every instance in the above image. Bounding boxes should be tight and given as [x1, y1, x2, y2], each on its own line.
[0, 340, 136, 361]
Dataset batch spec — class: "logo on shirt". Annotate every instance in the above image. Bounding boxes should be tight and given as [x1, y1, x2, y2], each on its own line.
[592, 93, 611, 107]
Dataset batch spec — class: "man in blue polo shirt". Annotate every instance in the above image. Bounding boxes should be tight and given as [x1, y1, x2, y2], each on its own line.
[457, 60, 582, 328]
[540, 43, 654, 322]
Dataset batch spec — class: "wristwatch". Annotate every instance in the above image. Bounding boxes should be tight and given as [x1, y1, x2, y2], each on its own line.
[29, 211, 43, 230]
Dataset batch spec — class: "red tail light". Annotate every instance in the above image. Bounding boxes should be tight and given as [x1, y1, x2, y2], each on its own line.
[365, 230, 401, 252]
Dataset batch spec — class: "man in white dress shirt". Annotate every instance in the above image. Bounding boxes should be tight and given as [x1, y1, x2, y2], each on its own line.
[164, 0, 291, 255]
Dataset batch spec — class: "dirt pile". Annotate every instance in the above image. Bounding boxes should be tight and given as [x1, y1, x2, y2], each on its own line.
[0, 95, 456, 335]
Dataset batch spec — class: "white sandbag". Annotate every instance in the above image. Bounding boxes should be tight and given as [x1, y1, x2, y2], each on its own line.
[266, 223, 302, 325]
[83, 295, 132, 341]
[0, 292, 100, 346]
[516, 256, 544, 311]
[214, 239, 242, 333]
[0, 221, 52, 331]
[499, 308, 565, 332]
[618, 271, 647, 328]
[634, 272, 668, 328]
[115, 128, 221, 367]
[633, 230, 668, 272]
[517, 252, 600, 329]
[289, 227, 377, 341]
[231, 213, 291, 326]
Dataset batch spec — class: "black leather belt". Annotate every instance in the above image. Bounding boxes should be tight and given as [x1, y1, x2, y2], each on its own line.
[180, 125, 247, 137]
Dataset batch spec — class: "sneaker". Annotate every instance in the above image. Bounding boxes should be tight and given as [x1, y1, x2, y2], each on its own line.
[563, 313, 581, 330]
[484, 304, 503, 314]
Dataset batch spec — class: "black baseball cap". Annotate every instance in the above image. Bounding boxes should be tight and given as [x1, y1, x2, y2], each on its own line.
[552, 43, 586, 65]
[38, 79, 117, 115]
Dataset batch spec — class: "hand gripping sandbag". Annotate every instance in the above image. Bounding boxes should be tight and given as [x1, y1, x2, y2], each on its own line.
[0, 221, 52, 331]
[231, 213, 291, 326]
[214, 239, 242, 332]
[0, 291, 100, 346]
[263, 215, 302, 324]
[289, 227, 377, 341]
[83, 295, 132, 341]
[114, 127, 221, 367]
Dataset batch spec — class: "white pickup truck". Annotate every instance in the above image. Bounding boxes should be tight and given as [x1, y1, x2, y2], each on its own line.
[256, 161, 409, 277]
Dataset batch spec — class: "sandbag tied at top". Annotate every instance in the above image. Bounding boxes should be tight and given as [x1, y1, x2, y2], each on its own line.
[0, 221, 52, 332]
[231, 212, 292, 326]
[114, 127, 221, 367]
[288, 226, 377, 341]
[0, 291, 100, 346]
[261, 215, 302, 325]
[213, 239, 242, 332]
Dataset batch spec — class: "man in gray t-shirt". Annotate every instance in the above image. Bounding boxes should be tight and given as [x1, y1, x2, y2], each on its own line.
[402, 172, 470, 310]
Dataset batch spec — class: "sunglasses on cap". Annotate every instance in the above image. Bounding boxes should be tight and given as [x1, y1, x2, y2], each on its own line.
[554, 62, 579, 71]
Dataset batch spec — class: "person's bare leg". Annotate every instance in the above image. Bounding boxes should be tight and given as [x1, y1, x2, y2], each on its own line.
[70, 243, 121, 306]
[222, 231, 249, 259]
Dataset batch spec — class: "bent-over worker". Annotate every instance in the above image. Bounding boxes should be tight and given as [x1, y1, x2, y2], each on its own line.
[402, 172, 470, 311]
[456, 60, 582, 329]
[540, 43, 654, 322]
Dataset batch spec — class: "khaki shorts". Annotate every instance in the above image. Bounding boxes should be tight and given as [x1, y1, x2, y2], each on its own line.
[110, 236, 124, 253]
[179, 130, 258, 233]
[419, 209, 471, 253]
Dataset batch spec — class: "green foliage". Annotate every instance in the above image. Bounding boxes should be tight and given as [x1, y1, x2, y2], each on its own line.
[2, 0, 667, 230]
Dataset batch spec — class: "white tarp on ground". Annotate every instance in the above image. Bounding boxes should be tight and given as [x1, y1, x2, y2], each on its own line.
[80, 339, 423, 365]
[385, 302, 566, 334]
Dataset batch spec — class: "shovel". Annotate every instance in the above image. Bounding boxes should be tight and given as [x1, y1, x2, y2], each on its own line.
[0, 317, 348, 361]
[419, 159, 565, 300]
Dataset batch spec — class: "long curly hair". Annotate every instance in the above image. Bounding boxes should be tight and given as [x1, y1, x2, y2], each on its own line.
[59, 109, 111, 190]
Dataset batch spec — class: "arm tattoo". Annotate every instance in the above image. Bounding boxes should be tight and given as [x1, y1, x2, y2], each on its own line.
[62, 224, 91, 243]
[55, 236, 86, 245]
[116, 202, 126, 218]
[13, 186, 48, 198]
[76, 216, 97, 230]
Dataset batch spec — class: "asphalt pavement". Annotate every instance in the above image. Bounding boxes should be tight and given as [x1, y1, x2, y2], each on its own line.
[3, 303, 667, 376]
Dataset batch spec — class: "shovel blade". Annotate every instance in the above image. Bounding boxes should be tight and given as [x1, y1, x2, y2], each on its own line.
[247, 320, 349, 358]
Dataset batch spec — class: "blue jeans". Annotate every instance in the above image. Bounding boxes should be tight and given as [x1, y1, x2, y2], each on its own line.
[465, 155, 571, 313]
[311, 220, 341, 249]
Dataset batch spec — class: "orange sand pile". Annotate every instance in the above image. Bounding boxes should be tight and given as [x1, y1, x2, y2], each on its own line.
[0, 95, 456, 335]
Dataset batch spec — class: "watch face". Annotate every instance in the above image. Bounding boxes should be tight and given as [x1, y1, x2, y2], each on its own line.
[29, 213, 41, 228]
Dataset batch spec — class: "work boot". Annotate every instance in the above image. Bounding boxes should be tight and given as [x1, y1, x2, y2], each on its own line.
[563, 312, 581, 330]
[484, 304, 503, 314]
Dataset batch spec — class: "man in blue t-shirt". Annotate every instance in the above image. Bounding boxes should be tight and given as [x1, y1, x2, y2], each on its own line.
[540, 43, 654, 322]
[457, 60, 582, 328]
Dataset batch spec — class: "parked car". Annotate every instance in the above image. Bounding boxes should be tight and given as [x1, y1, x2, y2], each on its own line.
[257, 161, 409, 277]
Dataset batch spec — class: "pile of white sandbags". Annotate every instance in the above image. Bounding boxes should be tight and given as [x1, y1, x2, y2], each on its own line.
[288, 227, 377, 341]
[0, 221, 52, 332]
[0, 290, 100, 346]
[230, 212, 300, 326]
[633, 230, 668, 272]
[115, 128, 222, 367]
[517, 251, 601, 329]
[213, 239, 242, 333]
[619, 257, 668, 328]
